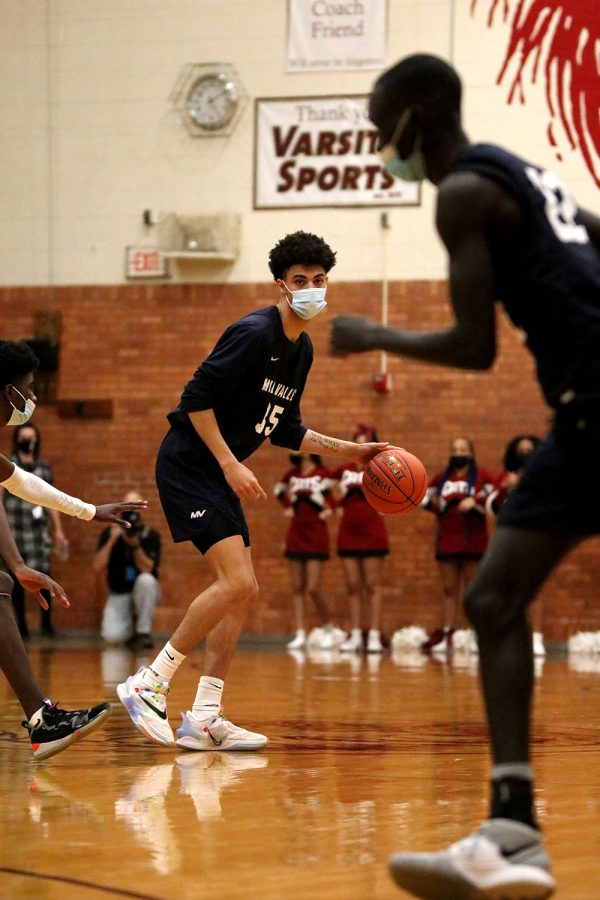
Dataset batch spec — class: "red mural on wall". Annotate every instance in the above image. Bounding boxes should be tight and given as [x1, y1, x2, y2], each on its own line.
[472, 0, 600, 188]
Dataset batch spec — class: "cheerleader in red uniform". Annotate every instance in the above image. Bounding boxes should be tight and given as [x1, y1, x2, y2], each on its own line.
[275, 452, 340, 650]
[422, 436, 495, 652]
[330, 425, 389, 653]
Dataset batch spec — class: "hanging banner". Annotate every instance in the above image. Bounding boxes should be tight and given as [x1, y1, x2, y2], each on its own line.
[287, 0, 387, 72]
[254, 95, 420, 209]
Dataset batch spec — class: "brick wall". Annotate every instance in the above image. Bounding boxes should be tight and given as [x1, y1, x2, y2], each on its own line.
[2, 281, 598, 641]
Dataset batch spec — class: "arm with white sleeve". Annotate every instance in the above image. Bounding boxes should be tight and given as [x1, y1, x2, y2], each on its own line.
[0, 462, 95, 520]
[0, 455, 147, 525]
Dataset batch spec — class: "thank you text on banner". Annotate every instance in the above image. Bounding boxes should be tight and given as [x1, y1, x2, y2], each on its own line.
[254, 96, 420, 209]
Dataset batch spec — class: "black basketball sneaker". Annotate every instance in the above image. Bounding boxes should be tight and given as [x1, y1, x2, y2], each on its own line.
[22, 701, 112, 761]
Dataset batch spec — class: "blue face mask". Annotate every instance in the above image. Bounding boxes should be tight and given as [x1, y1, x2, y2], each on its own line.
[379, 107, 427, 183]
[283, 283, 328, 320]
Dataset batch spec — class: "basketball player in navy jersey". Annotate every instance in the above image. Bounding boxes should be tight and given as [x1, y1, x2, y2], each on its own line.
[331, 54, 600, 899]
[118, 231, 387, 752]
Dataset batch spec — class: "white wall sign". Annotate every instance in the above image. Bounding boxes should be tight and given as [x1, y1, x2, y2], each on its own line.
[254, 96, 420, 209]
[287, 0, 387, 72]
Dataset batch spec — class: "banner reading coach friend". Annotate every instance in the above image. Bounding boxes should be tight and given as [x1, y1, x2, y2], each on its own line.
[287, 0, 387, 72]
[254, 96, 420, 209]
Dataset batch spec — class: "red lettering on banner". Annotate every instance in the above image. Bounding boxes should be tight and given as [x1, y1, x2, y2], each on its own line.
[316, 132, 336, 154]
[276, 160, 395, 193]
[294, 133, 313, 156]
[341, 167, 361, 189]
[297, 167, 317, 189]
[273, 126, 298, 157]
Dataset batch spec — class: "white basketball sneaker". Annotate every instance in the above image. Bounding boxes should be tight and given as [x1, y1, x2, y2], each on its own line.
[287, 630, 306, 650]
[389, 818, 555, 899]
[367, 629, 384, 653]
[117, 667, 174, 746]
[340, 629, 364, 652]
[176, 710, 268, 752]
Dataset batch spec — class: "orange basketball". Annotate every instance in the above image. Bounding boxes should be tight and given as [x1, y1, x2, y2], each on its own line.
[363, 447, 428, 515]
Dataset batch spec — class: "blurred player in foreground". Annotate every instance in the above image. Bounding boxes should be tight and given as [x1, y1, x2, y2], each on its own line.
[332, 53, 600, 900]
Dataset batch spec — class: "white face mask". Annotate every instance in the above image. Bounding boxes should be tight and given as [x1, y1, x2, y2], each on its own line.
[283, 282, 328, 320]
[6, 386, 36, 426]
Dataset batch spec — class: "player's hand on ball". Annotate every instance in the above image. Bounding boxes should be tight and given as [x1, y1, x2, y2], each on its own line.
[352, 441, 391, 466]
[331, 315, 381, 355]
[222, 459, 267, 501]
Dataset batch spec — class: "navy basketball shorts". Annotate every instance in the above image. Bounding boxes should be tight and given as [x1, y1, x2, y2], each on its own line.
[498, 421, 600, 535]
[155, 451, 250, 554]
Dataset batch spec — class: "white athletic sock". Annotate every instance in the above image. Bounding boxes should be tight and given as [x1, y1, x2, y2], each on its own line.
[191, 675, 224, 721]
[146, 641, 186, 683]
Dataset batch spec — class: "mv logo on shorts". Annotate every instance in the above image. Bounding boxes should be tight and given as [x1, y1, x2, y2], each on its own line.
[190, 510, 206, 519]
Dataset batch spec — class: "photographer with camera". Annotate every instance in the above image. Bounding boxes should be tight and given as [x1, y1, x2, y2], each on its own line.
[93, 490, 161, 650]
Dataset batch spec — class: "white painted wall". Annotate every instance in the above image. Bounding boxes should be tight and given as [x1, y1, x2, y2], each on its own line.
[1, 0, 598, 286]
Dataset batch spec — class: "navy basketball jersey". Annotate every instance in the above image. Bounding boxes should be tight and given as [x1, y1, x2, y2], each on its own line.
[450, 144, 600, 408]
[165, 305, 313, 476]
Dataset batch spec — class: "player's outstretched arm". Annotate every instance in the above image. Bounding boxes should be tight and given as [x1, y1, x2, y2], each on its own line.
[0, 503, 70, 609]
[0, 454, 148, 527]
[331, 173, 498, 371]
[301, 430, 388, 466]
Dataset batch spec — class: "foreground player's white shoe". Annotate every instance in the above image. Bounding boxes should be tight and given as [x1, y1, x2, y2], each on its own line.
[389, 818, 555, 899]
[176, 710, 268, 751]
[117, 667, 174, 746]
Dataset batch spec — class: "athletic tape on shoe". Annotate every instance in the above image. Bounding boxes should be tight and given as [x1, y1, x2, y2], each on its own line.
[1, 465, 96, 521]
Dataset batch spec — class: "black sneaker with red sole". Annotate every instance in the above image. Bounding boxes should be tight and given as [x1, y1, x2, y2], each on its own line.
[22, 702, 112, 761]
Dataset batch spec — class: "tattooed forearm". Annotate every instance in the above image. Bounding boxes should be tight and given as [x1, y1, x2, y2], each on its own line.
[305, 430, 343, 454]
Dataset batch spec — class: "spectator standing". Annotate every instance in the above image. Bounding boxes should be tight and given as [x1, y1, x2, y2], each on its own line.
[0, 423, 69, 638]
[331, 424, 389, 653]
[421, 436, 495, 652]
[94, 490, 161, 650]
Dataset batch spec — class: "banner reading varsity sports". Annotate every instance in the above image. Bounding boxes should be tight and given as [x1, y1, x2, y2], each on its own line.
[287, 0, 387, 72]
[254, 96, 420, 209]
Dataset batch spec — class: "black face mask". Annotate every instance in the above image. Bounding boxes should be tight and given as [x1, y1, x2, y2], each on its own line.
[450, 454, 471, 469]
[17, 438, 36, 454]
[515, 451, 532, 469]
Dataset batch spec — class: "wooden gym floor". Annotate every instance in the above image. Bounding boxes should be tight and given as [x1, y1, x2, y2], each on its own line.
[0, 642, 598, 899]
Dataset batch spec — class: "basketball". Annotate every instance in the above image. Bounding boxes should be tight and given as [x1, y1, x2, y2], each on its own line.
[363, 447, 428, 515]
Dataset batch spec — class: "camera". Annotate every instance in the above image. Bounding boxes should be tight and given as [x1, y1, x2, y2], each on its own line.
[121, 510, 141, 531]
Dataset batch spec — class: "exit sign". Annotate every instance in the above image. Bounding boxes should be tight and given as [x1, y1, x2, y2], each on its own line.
[125, 247, 168, 279]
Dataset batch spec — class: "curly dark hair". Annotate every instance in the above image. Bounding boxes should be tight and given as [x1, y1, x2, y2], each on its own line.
[268, 231, 337, 281]
[0, 340, 39, 390]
